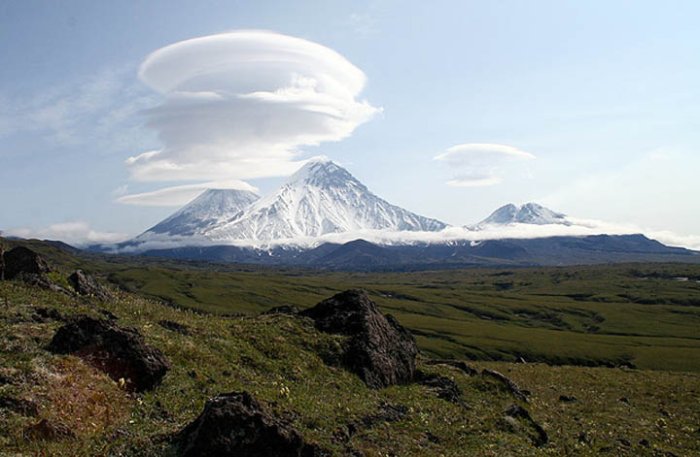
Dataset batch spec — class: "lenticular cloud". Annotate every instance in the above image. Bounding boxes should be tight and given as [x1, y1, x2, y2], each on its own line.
[127, 30, 379, 182]
[434, 143, 536, 187]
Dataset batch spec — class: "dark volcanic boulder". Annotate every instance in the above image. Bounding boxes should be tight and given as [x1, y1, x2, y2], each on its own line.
[177, 391, 322, 457]
[301, 289, 418, 388]
[68, 269, 111, 300]
[2, 246, 50, 280]
[47, 315, 169, 392]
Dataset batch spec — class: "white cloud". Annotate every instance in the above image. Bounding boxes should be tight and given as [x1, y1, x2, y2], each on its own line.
[446, 175, 502, 188]
[647, 230, 700, 251]
[542, 148, 700, 237]
[112, 214, 700, 252]
[435, 143, 536, 187]
[4, 222, 127, 246]
[116, 180, 258, 207]
[0, 66, 154, 152]
[126, 30, 379, 183]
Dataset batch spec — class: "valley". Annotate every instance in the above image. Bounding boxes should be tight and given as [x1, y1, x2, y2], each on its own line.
[1, 238, 699, 456]
[18, 238, 700, 372]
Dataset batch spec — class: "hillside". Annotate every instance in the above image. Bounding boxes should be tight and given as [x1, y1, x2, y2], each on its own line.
[105, 258, 700, 373]
[1, 239, 700, 455]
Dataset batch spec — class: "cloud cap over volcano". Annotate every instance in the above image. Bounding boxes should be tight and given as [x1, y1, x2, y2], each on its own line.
[126, 30, 379, 182]
[435, 143, 536, 187]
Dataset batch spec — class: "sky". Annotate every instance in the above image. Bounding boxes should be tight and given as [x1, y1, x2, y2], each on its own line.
[2, 0, 700, 248]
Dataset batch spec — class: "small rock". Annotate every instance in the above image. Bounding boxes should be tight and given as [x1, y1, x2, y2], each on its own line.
[263, 305, 300, 315]
[504, 404, 548, 447]
[424, 359, 478, 376]
[416, 371, 467, 407]
[158, 319, 191, 335]
[23, 419, 75, 441]
[68, 270, 111, 301]
[176, 391, 324, 456]
[482, 369, 529, 402]
[425, 431, 441, 443]
[578, 431, 592, 445]
[99, 309, 118, 321]
[0, 396, 39, 416]
[32, 307, 65, 323]
[47, 315, 170, 392]
[301, 289, 418, 388]
[497, 415, 521, 433]
[16, 272, 64, 292]
[332, 426, 351, 444]
[360, 402, 408, 427]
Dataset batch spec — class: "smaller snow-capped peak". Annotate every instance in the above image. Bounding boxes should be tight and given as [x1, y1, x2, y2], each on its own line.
[142, 188, 260, 237]
[477, 203, 570, 226]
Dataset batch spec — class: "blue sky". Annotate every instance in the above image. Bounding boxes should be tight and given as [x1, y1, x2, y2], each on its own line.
[2, 0, 699, 247]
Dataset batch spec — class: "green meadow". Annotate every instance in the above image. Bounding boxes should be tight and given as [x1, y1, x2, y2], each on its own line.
[102, 257, 700, 373]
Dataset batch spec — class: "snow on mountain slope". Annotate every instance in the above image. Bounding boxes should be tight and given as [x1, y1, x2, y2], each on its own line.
[475, 203, 571, 227]
[141, 188, 260, 237]
[204, 158, 447, 242]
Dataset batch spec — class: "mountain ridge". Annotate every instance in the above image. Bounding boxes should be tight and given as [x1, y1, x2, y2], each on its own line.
[140, 188, 260, 237]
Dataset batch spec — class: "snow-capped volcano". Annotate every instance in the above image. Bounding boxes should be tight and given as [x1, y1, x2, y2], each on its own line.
[141, 188, 260, 237]
[475, 203, 570, 227]
[203, 158, 447, 242]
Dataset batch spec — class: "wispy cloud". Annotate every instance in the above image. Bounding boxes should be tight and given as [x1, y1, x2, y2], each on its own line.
[542, 148, 700, 236]
[347, 12, 378, 36]
[126, 30, 380, 184]
[0, 66, 155, 153]
[4, 222, 127, 246]
[435, 143, 536, 187]
[116, 180, 258, 207]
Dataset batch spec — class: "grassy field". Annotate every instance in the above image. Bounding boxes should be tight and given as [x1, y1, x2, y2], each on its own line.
[101, 262, 700, 373]
[7, 238, 700, 373]
[5, 237, 700, 372]
[2, 275, 699, 456]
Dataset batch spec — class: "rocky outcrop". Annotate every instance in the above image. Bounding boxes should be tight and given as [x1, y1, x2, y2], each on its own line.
[158, 319, 191, 335]
[68, 270, 111, 301]
[47, 315, 170, 392]
[176, 391, 323, 457]
[503, 404, 548, 446]
[32, 307, 65, 322]
[2, 246, 50, 280]
[301, 289, 418, 388]
[425, 359, 479, 376]
[482, 369, 529, 402]
[416, 371, 467, 408]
